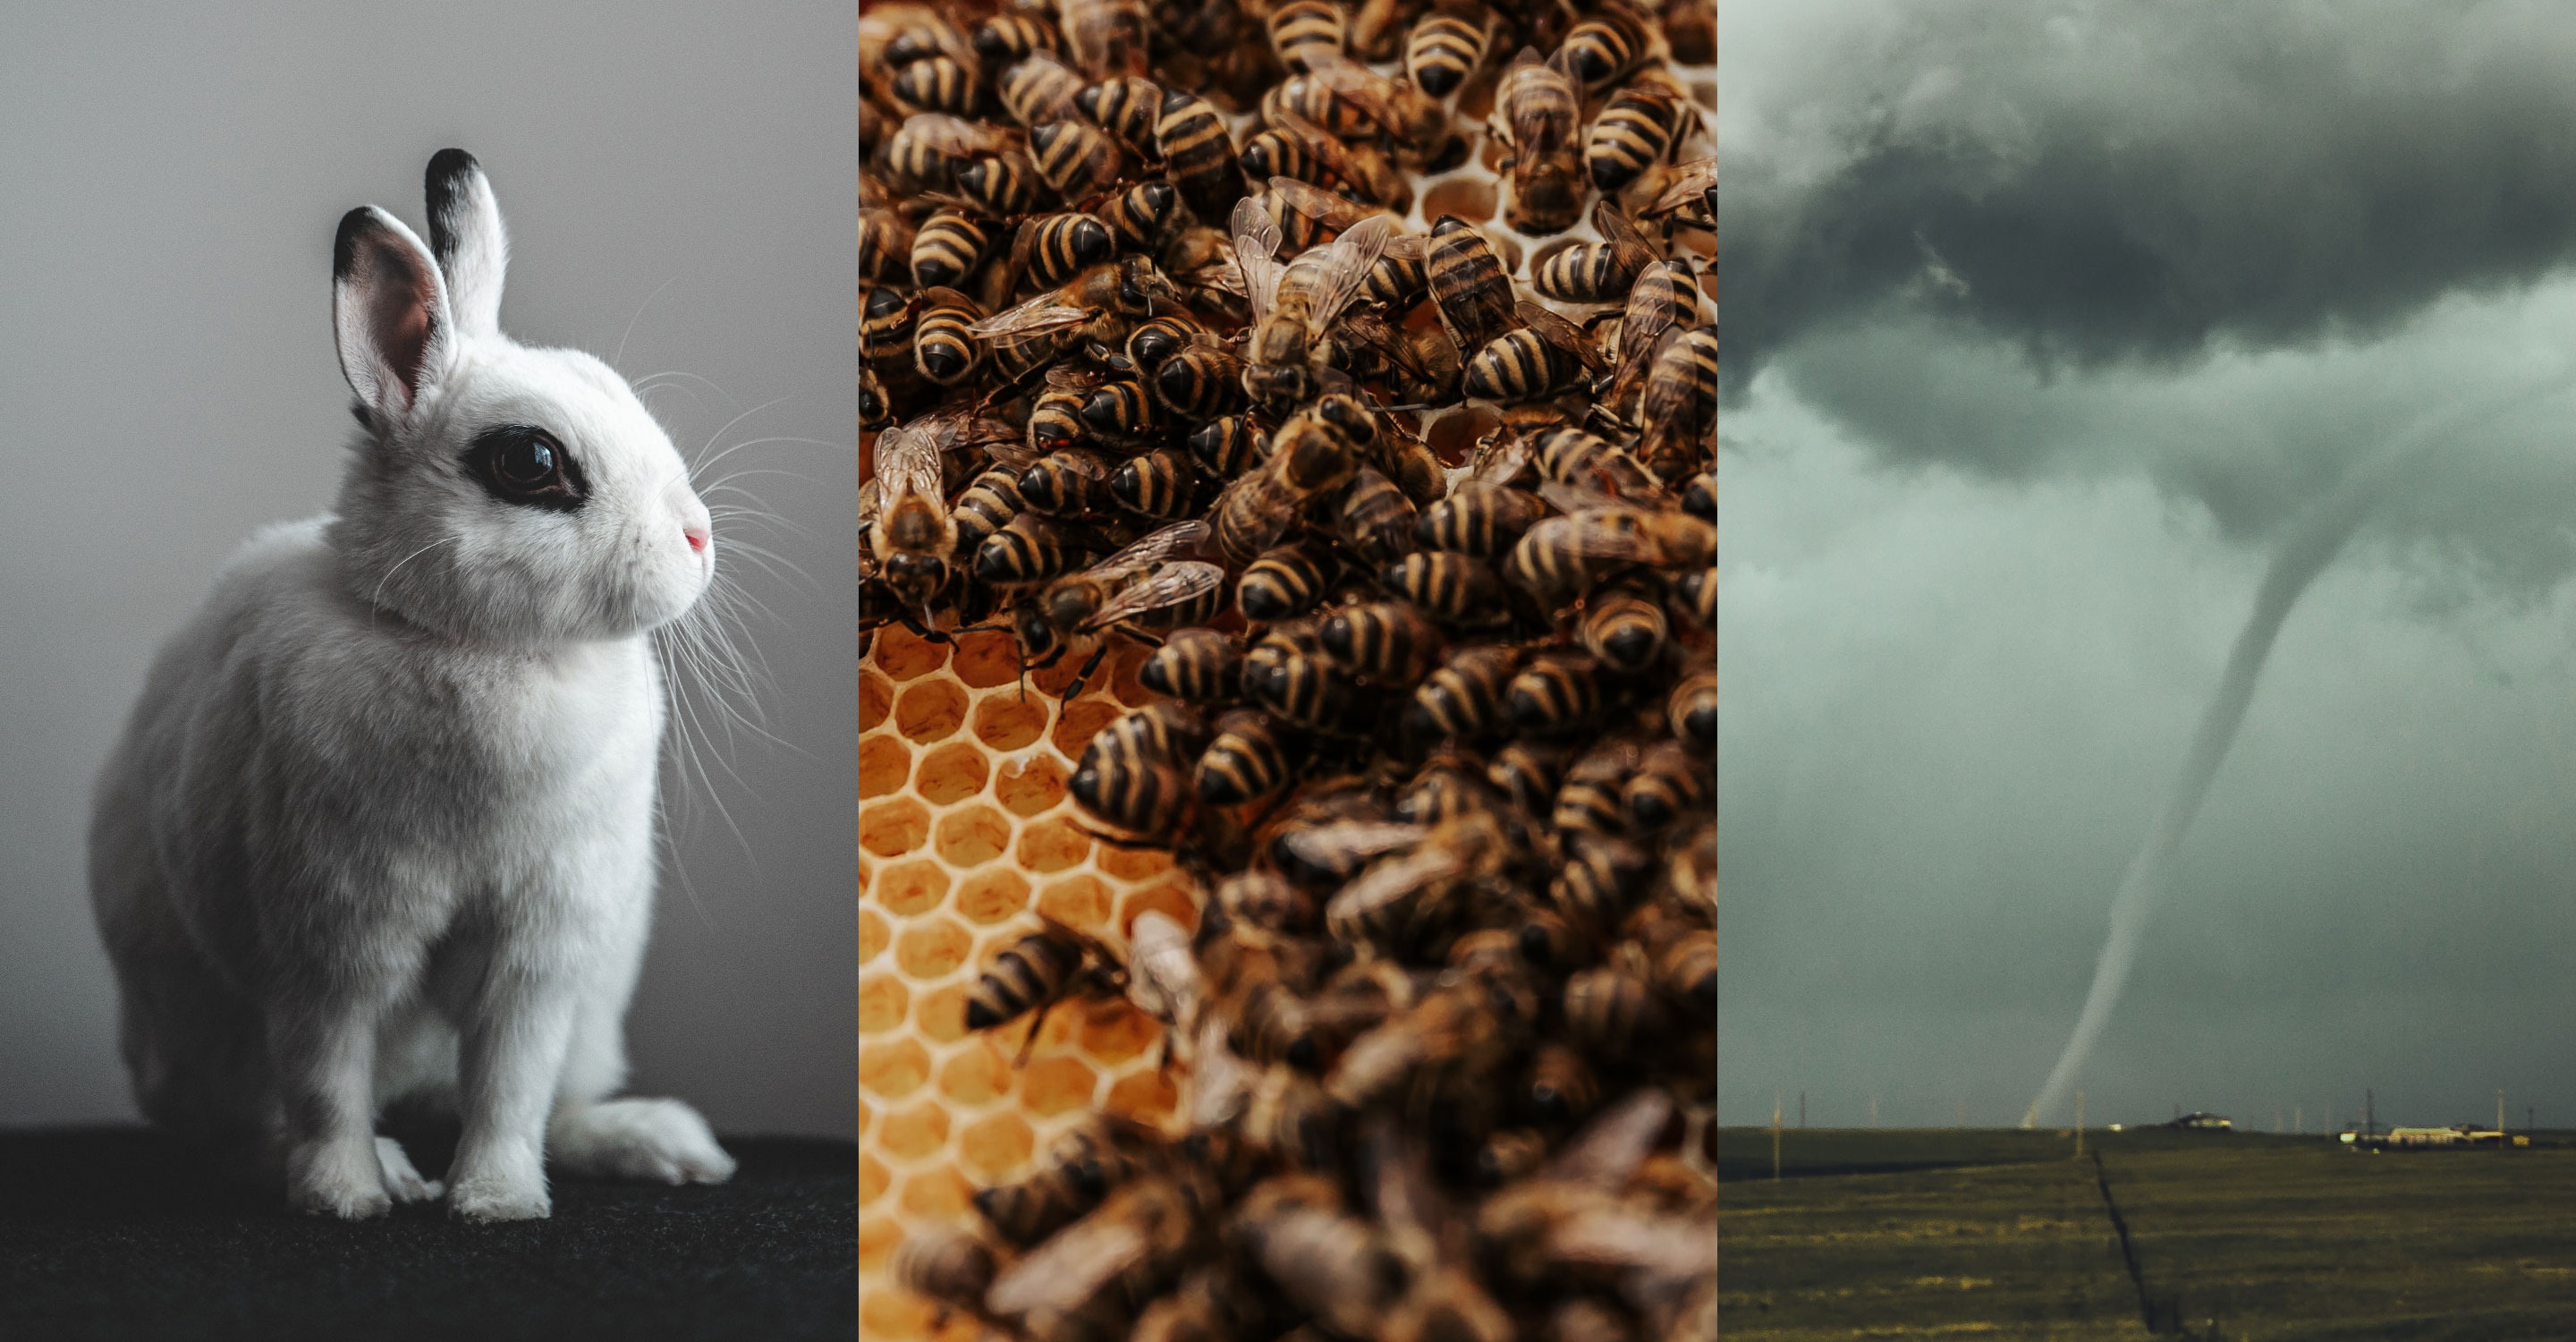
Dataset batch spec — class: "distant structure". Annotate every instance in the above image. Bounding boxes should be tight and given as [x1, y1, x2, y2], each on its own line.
[2166, 1111, 2233, 1132]
[2340, 1125, 2528, 1150]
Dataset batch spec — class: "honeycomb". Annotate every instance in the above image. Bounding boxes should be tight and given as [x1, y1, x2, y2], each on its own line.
[860, 624, 1203, 1342]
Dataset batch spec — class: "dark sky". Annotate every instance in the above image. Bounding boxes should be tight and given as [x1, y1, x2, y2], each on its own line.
[1722, 0, 2576, 1130]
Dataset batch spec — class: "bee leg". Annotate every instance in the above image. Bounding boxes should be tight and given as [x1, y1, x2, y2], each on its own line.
[1012, 998, 1057, 1069]
[1059, 641, 1114, 701]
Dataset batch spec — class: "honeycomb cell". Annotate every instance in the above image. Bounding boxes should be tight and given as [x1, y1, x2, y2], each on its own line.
[1015, 816, 1092, 874]
[1423, 174, 1498, 222]
[1050, 697, 1122, 761]
[895, 680, 970, 742]
[957, 1111, 1038, 1182]
[860, 1287, 935, 1342]
[895, 917, 975, 981]
[860, 798, 932, 857]
[859, 973, 911, 1037]
[859, 1214, 906, 1273]
[934, 805, 1013, 867]
[860, 1151, 893, 1206]
[915, 740, 991, 806]
[972, 692, 1050, 751]
[1103, 1066, 1181, 1125]
[874, 623, 951, 682]
[1030, 654, 1087, 699]
[1078, 1001, 1161, 1066]
[859, 1036, 932, 1099]
[993, 756, 1068, 817]
[860, 669, 894, 734]
[1020, 1055, 1101, 1117]
[1094, 841, 1170, 881]
[877, 1101, 953, 1164]
[860, 907, 890, 964]
[1118, 881, 1200, 938]
[936, 1040, 1015, 1107]
[953, 868, 1032, 925]
[877, 859, 952, 916]
[949, 629, 1024, 688]
[859, 732, 912, 802]
[898, 1166, 975, 1222]
[1037, 873, 1114, 933]
[1107, 646, 1153, 707]
[859, 1094, 875, 1138]
[915, 981, 971, 1043]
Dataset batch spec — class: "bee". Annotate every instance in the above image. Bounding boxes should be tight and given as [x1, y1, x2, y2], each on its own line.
[1396, 748, 1492, 824]
[1123, 312, 1205, 372]
[1259, 778, 1407, 886]
[1140, 627, 1243, 702]
[1492, 49, 1584, 234]
[858, 206, 916, 283]
[1000, 50, 1086, 128]
[1023, 521, 1228, 686]
[1664, 0, 1716, 64]
[1551, 834, 1655, 935]
[1425, 216, 1519, 357]
[894, 1229, 1000, 1324]
[1552, 738, 1634, 835]
[894, 55, 984, 116]
[1267, 0, 1347, 72]
[1464, 302, 1607, 403]
[1508, 650, 1611, 735]
[989, 323, 1072, 383]
[1667, 667, 1714, 753]
[1028, 377, 1092, 455]
[1561, 0, 1664, 89]
[1487, 738, 1571, 812]
[984, 1170, 1216, 1326]
[1243, 635, 1364, 733]
[1263, 72, 1380, 142]
[1534, 426, 1659, 497]
[1531, 200, 1660, 304]
[1072, 705, 1209, 836]
[1209, 392, 1373, 564]
[1019, 446, 1118, 514]
[1628, 154, 1718, 234]
[1157, 224, 1251, 316]
[1586, 72, 1698, 192]
[1059, 0, 1151, 80]
[1030, 118, 1128, 200]
[1232, 1174, 1402, 1335]
[1255, 174, 1389, 253]
[1214, 868, 1320, 935]
[1100, 180, 1182, 254]
[1197, 709, 1301, 805]
[970, 253, 1174, 356]
[913, 286, 987, 385]
[1131, 1267, 1262, 1342]
[1639, 324, 1720, 482]
[964, 914, 1126, 1033]
[860, 285, 916, 358]
[1576, 579, 1669, 672]
[910, 210, 995, 290]
[1155, 344, 1250, 418]
[860, 365, 893, 430]
[1607, 259, 1703, 406]
[1076, 75, 1165, 157]
[954, 152, 1046, 217]
[866, 410, 993, 615]
[1238, 538, 1339, 621]
[1677, 565, 1714, 628]
[1381, 551, 1505, 624]
[1506, 492, 1716, 598]
[953, 463, 1031, 554]
[1417, 480, 1547, 556]
[1322, 810, 1509, 953]
[1407, 644, 1521, 739]
[1681, 470, 1716, 523]
[1327, 958, 1534, 1106]
[1363, 232, 1430, 308]
[887, 112, 1019, 190]
[974, 511, 1107, 586]
[973, 1123, 1148, 1249]
[1523, 1042, 1603, 1127]
[1190, 414, 1267, 479]
[1648, 923, 1716, 1018]
[1155, 89, 1250, 225]
[1562, 944, 1666, 1054]
[1078, 374, 1166, 440]
[1112, 447, 1199, 518]
[976, 12, 1063, 63]
[1623, 738, 1705, 830]
[1337, 465, 1418, 564]
[1301, 48, 1465, 171]
[1319, 600, 1444, 684]
[1406, 6, 1498, 98]
[1236, 201, 1397, 412]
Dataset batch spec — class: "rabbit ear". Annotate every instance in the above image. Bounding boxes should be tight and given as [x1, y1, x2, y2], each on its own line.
[424, 149, 507, 337]
[333, 206, 454, 423]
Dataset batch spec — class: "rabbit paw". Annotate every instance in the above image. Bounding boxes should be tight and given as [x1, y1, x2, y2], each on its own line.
[375, 1136, 445, 1203]
[447, 1172, 552, 1223]
[550, 1097, 736, 1185]
[289, 1136, 394, 1220]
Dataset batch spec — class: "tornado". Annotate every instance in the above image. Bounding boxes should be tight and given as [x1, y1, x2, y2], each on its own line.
[2025, 378, 2571, 1127]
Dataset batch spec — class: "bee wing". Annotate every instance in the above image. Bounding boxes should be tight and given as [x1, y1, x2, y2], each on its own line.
[1267, 105, 1369, 189]
[1647, 157, 1718, 217]
[1044, 447, 1114, 480]
[1428, 226, 1519, 353]
[1305, 212, 1395, 334]
[1326, 840, 1470, 927]
[1470, 436, 1535, 485]
[1513, 300, 1608, 374]
[1279, 819, 1427, 872]
[1592, 199, 1655, 271]
[1549, 1088, 1674, 1190]
[1094, 518, 1213, 573]
[969, 293, 1094, 338]
[1231, 197, 1286, 322]
[1125, 909, 1202, 1029]
[1611, 265, 1681, 405]
[1298, 50, 1404, 133]
[984, 1210, 1151, 1316]
[1213, 471, 1298, 557]
[1526, 512, 1660, 563]
[1087, 560, 1225, 628]
[877, 423, 944, 503]
[1504, 55, 1578, 154]
[1266, 174, 1374, 238]
[1535, 479, 1632, 514]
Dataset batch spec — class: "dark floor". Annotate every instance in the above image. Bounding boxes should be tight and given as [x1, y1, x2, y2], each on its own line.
[0, 1125, 855, 1342]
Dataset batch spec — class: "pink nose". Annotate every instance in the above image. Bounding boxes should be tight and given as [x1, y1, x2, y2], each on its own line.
[685, 525, 709, 554]
[670, 483, 713, 558]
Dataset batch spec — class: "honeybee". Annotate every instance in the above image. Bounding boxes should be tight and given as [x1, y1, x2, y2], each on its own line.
[1559, 0, 1664, 89]
[1155, 344, 1250, 418]
[974, 511, 1110, 585]
[1255, 174, 1393, 253]
[1191, 414, 1267, 480]
[1030, 117, 1130, 199]
[1300, 49, 1466, 171]
[1506, 489, 1716, 598]
[1425, 216, 1520, 358]
[894, 54, 985, 117]
[1197, 709, 1302, 805]
[1155, 89, 1250, 225]
[1534, 426, 1659, 497]
[1001, 50, 1087, 128]
[1675, 565, 1714, 629]
[860, 364, 894, 430]
[1550, 833, 1654, 935]
[1320, 599, 1444, 684]
[1626, 155, 1717, 234]
[1417, 479, 1547, 556]
[1624, 737, 1705, 830]
[1078, 373, 1166, 440]
[1112, 446, 1198, 518]
[1465, 302, 1607, 403]
[1140, 627, 1242, 701]
[1072, 707, 1208, 836]
[1487, 738, 1572, 811]
[1336, 465, 1418, 563]
[1406, 643, 1522, 739]
[1383, 551, 1506, 624]
[1076, 75, 1165, 157]
[1266, 0, 1347, 72]
[1552, 737, 1634, 834]
[866, 407, 1005, 616]
[975, 1116, 1160, 1246]
[965, 913, 1127, 1036]
[1332, 305, 1462, 409]
[1491, 49, 1584, 234]
[1406, 4, 1500, 98]
[1646, 922, 1716, 1018]
[1586, 72, 1699, 192]
[1209, 391, 1373, 564]
[1247, 106, 1412, 213]
[1321, 810, 1508, 952]
[1013, 211, 1118, 290]
[1561, 942, 1666, 1056]
[1396, 747, 1494, 824]
[1531, 200, 1659, 304]
[1363, 231, 1430, 308]
[1638, 324, 1719, 482]
[1229, 1176, 1401, 1338]
[1508, 650, 1612, 736]
[858, 205, 917, 284]
[970, 253, 1175, 355]
[1021, 519, 1228, 689]
[912, 287, 986, 385]
[952, 151, 1047, 218]
[1157, 225, 1252, 316]
[1236, 202, 1396, 411]
[953, 463, 1033, 553]
[1326, 959, 1535, 1108]
[983, 1170, 1216, 1326]
[910, 210, 996, 290]
[1663, 0, 1715, 64]
[1101, 178, 1182, 252]
[977, 11, 1065, 63]
[1237, 537, 1340, 621]
[1607, 260, 1702, 410]
[1667, 667, 1714, 752]
[1682, 471, 1716, 524]
[1131, 1267, 1261, 1342]
[887, 112, 1020, 190]
[1214, 868, 1321, 935]
[1244, 633, 1367, 733]
[894, 1229, 1001, 1325]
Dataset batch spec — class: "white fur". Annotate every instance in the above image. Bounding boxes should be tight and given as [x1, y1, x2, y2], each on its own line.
[89, 151, 733, 1221]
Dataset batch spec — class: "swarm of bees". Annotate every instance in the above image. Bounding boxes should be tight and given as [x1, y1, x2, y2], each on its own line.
[864, 0, 1716, 1335]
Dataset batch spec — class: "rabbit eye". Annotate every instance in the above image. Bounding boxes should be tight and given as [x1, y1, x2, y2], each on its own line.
[470, 427, 586, 512]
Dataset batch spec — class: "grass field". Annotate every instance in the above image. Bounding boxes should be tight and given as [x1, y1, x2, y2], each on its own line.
[1717, 1127, 2576, 1339]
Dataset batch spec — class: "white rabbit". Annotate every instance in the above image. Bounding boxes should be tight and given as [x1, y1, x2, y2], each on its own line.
[89, 149, 736, 1221]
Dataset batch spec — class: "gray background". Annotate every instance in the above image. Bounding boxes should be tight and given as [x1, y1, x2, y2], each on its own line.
[1724, 0, 2576, 1133]
[0, 3, 856, 1136]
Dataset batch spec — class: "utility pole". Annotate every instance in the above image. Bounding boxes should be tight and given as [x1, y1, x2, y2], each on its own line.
[1799, 1091, 1805, 1129]
[1771, 1092, 1782, 1181]
[2275, 1108, 2283, 1134]
[2366, 1090, 2375, 1142]
[1870, 1095, 1878, 1128]
[2499, 1089, 2506, 1152]
[2075, 1091, 2085, 1159]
